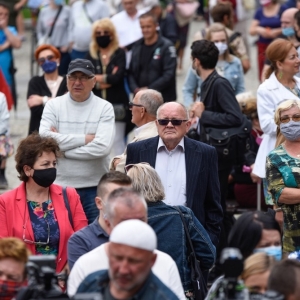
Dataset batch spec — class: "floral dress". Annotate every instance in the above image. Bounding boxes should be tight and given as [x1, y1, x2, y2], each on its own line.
[27, 199, 60, 255]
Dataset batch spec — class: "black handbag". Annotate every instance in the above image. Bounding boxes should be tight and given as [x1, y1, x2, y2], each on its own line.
[174, 206, 208, 300]
[200, 74, 252, 165]
[204, 115, 251, 164]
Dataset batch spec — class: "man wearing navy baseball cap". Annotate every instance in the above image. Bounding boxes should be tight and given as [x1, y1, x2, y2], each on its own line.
[39, 58, 115, 224]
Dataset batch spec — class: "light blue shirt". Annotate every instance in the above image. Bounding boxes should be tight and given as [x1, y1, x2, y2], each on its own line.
[155, 137, 186, 206]
[182, 56, 245, 107]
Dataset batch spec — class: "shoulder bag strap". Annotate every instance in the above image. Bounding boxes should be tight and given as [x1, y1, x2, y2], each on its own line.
[83, 3, 94, 24]
[62, 187, 74, 230]
[48, 5, 63, 39]
[174, 206, 199, 262]
[200, 72, 218, 105]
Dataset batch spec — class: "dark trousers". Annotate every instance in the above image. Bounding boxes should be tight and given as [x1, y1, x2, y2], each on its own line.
[58, 50, 71, 76]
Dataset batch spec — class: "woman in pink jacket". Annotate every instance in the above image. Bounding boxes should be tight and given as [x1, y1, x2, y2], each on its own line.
[0, 133, 87, 273]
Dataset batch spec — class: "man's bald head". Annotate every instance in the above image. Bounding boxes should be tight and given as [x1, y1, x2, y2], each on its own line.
[281, 8, 298, 28]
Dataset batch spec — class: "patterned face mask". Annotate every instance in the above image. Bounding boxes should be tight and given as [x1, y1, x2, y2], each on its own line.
[0, 278, 25, 300]
[280, 120, 300, 141]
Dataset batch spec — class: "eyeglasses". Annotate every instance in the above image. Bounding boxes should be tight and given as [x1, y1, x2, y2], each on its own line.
[23, 219, 50, 245]
[37, 55, 55, 65]
[67, 75, 94, 82]
[124, 162, 150, 174]
[95, 30, 110, 36]
[128, 101, 145, 108]
[280, 114, 300, 123]
[157, 119, 187, 126]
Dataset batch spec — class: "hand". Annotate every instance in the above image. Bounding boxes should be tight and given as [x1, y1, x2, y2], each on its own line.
[250, 172, 261, 183]
[95, 74, 104, 83]
[14, 1, 24, 11]
[113, 158, 121, 169]
[51, 127, 58, 133]
[60, 46, 68, 53]
[0, 18, 8, 30]
[85, 134, 95, 144]
[27, 95, 43, 107]
[191, 102, 205, 118]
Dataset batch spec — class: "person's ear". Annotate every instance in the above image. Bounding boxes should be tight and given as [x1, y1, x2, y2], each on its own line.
[104, 218, 113, 234]
[150, 253, 157, 267]
[95, 196, 103, 210]
[23, 165, 32, 178]
[185, 120, 192, 132]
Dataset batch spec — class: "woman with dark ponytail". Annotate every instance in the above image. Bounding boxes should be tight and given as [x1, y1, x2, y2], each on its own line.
[252, 38, 300, 207]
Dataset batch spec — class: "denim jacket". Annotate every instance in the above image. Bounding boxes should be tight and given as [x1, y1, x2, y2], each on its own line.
[76, 269, 179, 300]
[147, 202, 216, 290]
[182, 56, 245, 107]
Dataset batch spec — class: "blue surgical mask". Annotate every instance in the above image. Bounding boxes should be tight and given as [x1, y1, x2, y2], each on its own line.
[54, 0, 64, 5]
[254, 246, 282, 261]
[280, 120, 300, 141]
[41, 60, 58, 74]
[282, 27, 295, 37]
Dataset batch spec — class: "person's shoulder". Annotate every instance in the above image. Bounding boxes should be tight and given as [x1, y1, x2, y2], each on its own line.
[230, 55, 242, 65]
[149, 272, 178, 299]
[111, 10, 126, 21]
[77, 269, 108, 293]
[0, 184, 21, 201]
[128, 136, 158, 149]
[184, 137, 215, 153]
[268, 144, 285, 159]
[69, 224, 91, 243]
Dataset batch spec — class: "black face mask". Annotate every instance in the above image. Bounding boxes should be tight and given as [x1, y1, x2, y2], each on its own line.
[96, 35, 111, 48]
[32, 168, 57, 188]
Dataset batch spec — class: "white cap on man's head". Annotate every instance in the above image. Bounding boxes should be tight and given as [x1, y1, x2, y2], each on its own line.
[109, 219, 157, 252]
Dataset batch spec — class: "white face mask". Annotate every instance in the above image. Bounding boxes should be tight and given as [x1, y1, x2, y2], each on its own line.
[214, 42, 228, 56]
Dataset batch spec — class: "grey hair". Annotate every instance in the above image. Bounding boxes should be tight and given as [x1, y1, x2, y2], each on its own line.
[127, 164, 165, 202]
[105, 187, 147, 221]
[156, 102, 189, 120]
[139, 89, 164, 117]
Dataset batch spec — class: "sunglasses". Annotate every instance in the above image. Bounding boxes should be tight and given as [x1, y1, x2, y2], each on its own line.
[128, 101, 145, 108]
[37, 55, 55, 65]
[280, 114, 300, 123]
[124, 162, 150, 174]
[23, 219, 50, 245]
[157, 119, 187, 126]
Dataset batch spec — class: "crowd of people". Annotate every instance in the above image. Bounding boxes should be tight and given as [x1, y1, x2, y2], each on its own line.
[2, 0, 300, 299]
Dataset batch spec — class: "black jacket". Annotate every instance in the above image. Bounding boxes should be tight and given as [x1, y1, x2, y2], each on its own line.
[27, 75, 67, 134]
[199, 70, 244, 168]
[86, 48, 128, 105]
[128, 35, 177, 102]
[159, 12, 178, 45]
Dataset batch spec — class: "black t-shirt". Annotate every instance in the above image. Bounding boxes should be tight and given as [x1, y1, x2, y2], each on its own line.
[138, 41, 158, 87]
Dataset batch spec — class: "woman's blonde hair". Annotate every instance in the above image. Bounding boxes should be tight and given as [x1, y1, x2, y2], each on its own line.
[127, 163, 165, 202]
[90, 18, 119, 59]
[274, 99, 300, 125]
[206, 22, 232, 62]
[240, 252, 275, 281]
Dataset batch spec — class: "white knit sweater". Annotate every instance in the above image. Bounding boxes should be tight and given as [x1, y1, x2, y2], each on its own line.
[39, 92, 115, 188]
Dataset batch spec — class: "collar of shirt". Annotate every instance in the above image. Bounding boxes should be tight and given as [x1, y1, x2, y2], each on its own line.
[91, 217, 109, 238]
[134, 121, 156, 138]
[157, 137, 185, 154]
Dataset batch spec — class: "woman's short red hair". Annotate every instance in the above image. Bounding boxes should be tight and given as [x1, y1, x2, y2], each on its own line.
[34, 44, 61, 61]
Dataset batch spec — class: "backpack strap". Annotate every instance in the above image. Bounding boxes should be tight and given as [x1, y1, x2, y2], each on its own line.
[62, 187, 74, 230]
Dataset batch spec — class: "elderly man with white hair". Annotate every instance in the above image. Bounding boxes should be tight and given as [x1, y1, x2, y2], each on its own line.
[76, 218, 179, 299]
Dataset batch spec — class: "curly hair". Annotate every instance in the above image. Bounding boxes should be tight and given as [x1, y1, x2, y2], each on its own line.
[15, 133, 61, 182]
